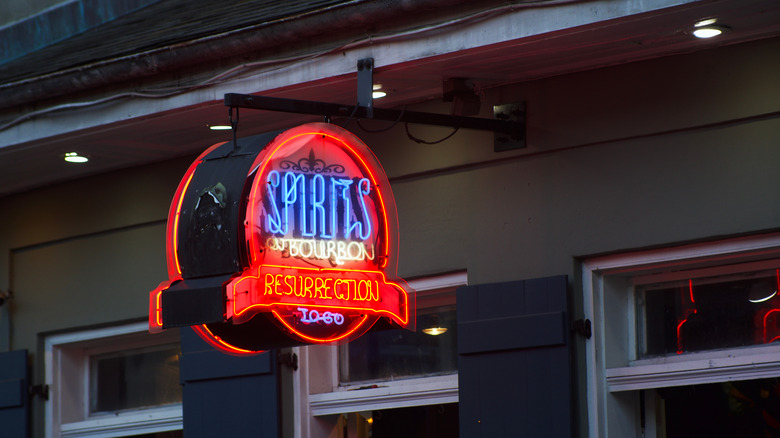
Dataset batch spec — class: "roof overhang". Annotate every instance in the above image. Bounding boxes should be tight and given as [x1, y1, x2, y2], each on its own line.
[0, 0, 778, 198]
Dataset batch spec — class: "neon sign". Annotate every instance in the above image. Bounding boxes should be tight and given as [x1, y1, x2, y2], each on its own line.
[149, 123, 414, 354]
[227, 123, 412, 345]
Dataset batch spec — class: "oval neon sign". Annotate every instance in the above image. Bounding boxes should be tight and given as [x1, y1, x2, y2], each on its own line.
[227, 123, 413, 345]
[149, 123, 414, 355]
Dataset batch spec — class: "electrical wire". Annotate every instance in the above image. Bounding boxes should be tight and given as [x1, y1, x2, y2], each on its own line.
[355, 106, 406, 133]
[404, 122, 460, 144]
[340, 104, 360, 130]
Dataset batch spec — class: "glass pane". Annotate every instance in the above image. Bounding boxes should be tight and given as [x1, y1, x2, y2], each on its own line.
[639, 269, 780, 357]
[90, 344, 181, 414]
[341, 306, 457, 382]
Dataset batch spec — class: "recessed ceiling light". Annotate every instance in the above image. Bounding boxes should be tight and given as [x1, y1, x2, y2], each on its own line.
[694, 18, 718, 28]
[422, 326, 448, 336]
[372, 84, 387, 99]
[693, 26, 723, 38]
[64, 152, 89, 163]
[692, 18, 729, 39]
[209, 125, 232, 131]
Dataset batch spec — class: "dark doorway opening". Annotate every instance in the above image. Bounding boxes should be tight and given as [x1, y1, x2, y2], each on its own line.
[372, 403, 459, 438]
[659, 377, 780, 437]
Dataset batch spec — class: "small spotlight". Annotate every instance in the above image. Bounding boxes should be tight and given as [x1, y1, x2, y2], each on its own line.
[422, 327, 448, 336]
[693, 26, 723, 38]
[692, 19, 729, 39]
[64, 152, 89, 163]
[209, 125, 232, 131]
[372, 84, 387, 99]
[694, 18, 718, 28]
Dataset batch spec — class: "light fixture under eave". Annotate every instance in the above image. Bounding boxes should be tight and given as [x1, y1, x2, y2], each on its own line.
[372, 84, 387, 99]
[693, 22, 730, 39]
[693, 26, 723, 38]
[209, 125, 232, 131]
[694, 18, 718, 28]
[422, 326, 448, 336]
[63, 152, 89, 163]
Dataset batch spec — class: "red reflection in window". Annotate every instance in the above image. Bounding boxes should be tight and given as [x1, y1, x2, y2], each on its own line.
[675, 271, 780, 355]
[675, 279, 697, 354]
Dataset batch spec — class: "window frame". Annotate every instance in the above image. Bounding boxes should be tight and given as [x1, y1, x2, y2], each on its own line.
[337, 283, 458, 385]
[293, 271, 466, 437]
[582, 232, 780, 437]
[44, 321, 183, 438]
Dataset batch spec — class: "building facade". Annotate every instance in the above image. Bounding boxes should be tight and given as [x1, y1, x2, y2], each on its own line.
[1, 0, 779, 437]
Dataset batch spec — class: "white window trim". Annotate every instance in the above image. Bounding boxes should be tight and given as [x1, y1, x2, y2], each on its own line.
[308, 374, 459, 416]
[59, 405, 182, 438]
[606, 344, 780, 392]
[44, 321, 183, 438]
[294, 271, 466, 438]
[582, 232, 780, 438]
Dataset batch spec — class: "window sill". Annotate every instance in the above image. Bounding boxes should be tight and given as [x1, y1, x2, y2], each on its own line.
[606, 344, 780, 392]
[60, 405, 182, 438]
[309, 374, 458, 416]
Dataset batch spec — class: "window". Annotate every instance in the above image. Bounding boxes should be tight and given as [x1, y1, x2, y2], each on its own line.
[638, 266, 780, 357]
[583, 233, 780, 438]
[45, 322, 183, 438]
[339, 287, 457, 383]
[294, 272, 466, 438]
[89, 344, 181, 414]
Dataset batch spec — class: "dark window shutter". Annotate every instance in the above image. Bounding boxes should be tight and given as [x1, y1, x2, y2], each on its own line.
[0, 350, 29, 438]
[457, 276, 571, 437]
[180, 329, 279, 437]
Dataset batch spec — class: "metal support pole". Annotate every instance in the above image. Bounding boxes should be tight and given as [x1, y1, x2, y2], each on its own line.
[224, 93, 524, 138]
[357, 58, 374, 119]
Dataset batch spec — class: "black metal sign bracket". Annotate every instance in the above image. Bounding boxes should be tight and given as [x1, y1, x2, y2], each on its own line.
[224, 58, 525, 151]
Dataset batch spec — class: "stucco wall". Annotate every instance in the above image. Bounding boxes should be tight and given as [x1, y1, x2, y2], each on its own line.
[368, 37, 779, 284]
[0, 157, 191, 353]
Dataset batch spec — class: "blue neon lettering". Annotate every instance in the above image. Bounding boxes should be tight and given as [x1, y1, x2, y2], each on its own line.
[355, 178, 372, 240]
[265, 171, 372, 240]
[266, 171, 283, 234]
[310, 174, 330, 238]
[282, 172, 304, 235]
[331, 178, 352, 239]
[336, 179, 357, 239]
[298, 307, 344, 325]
